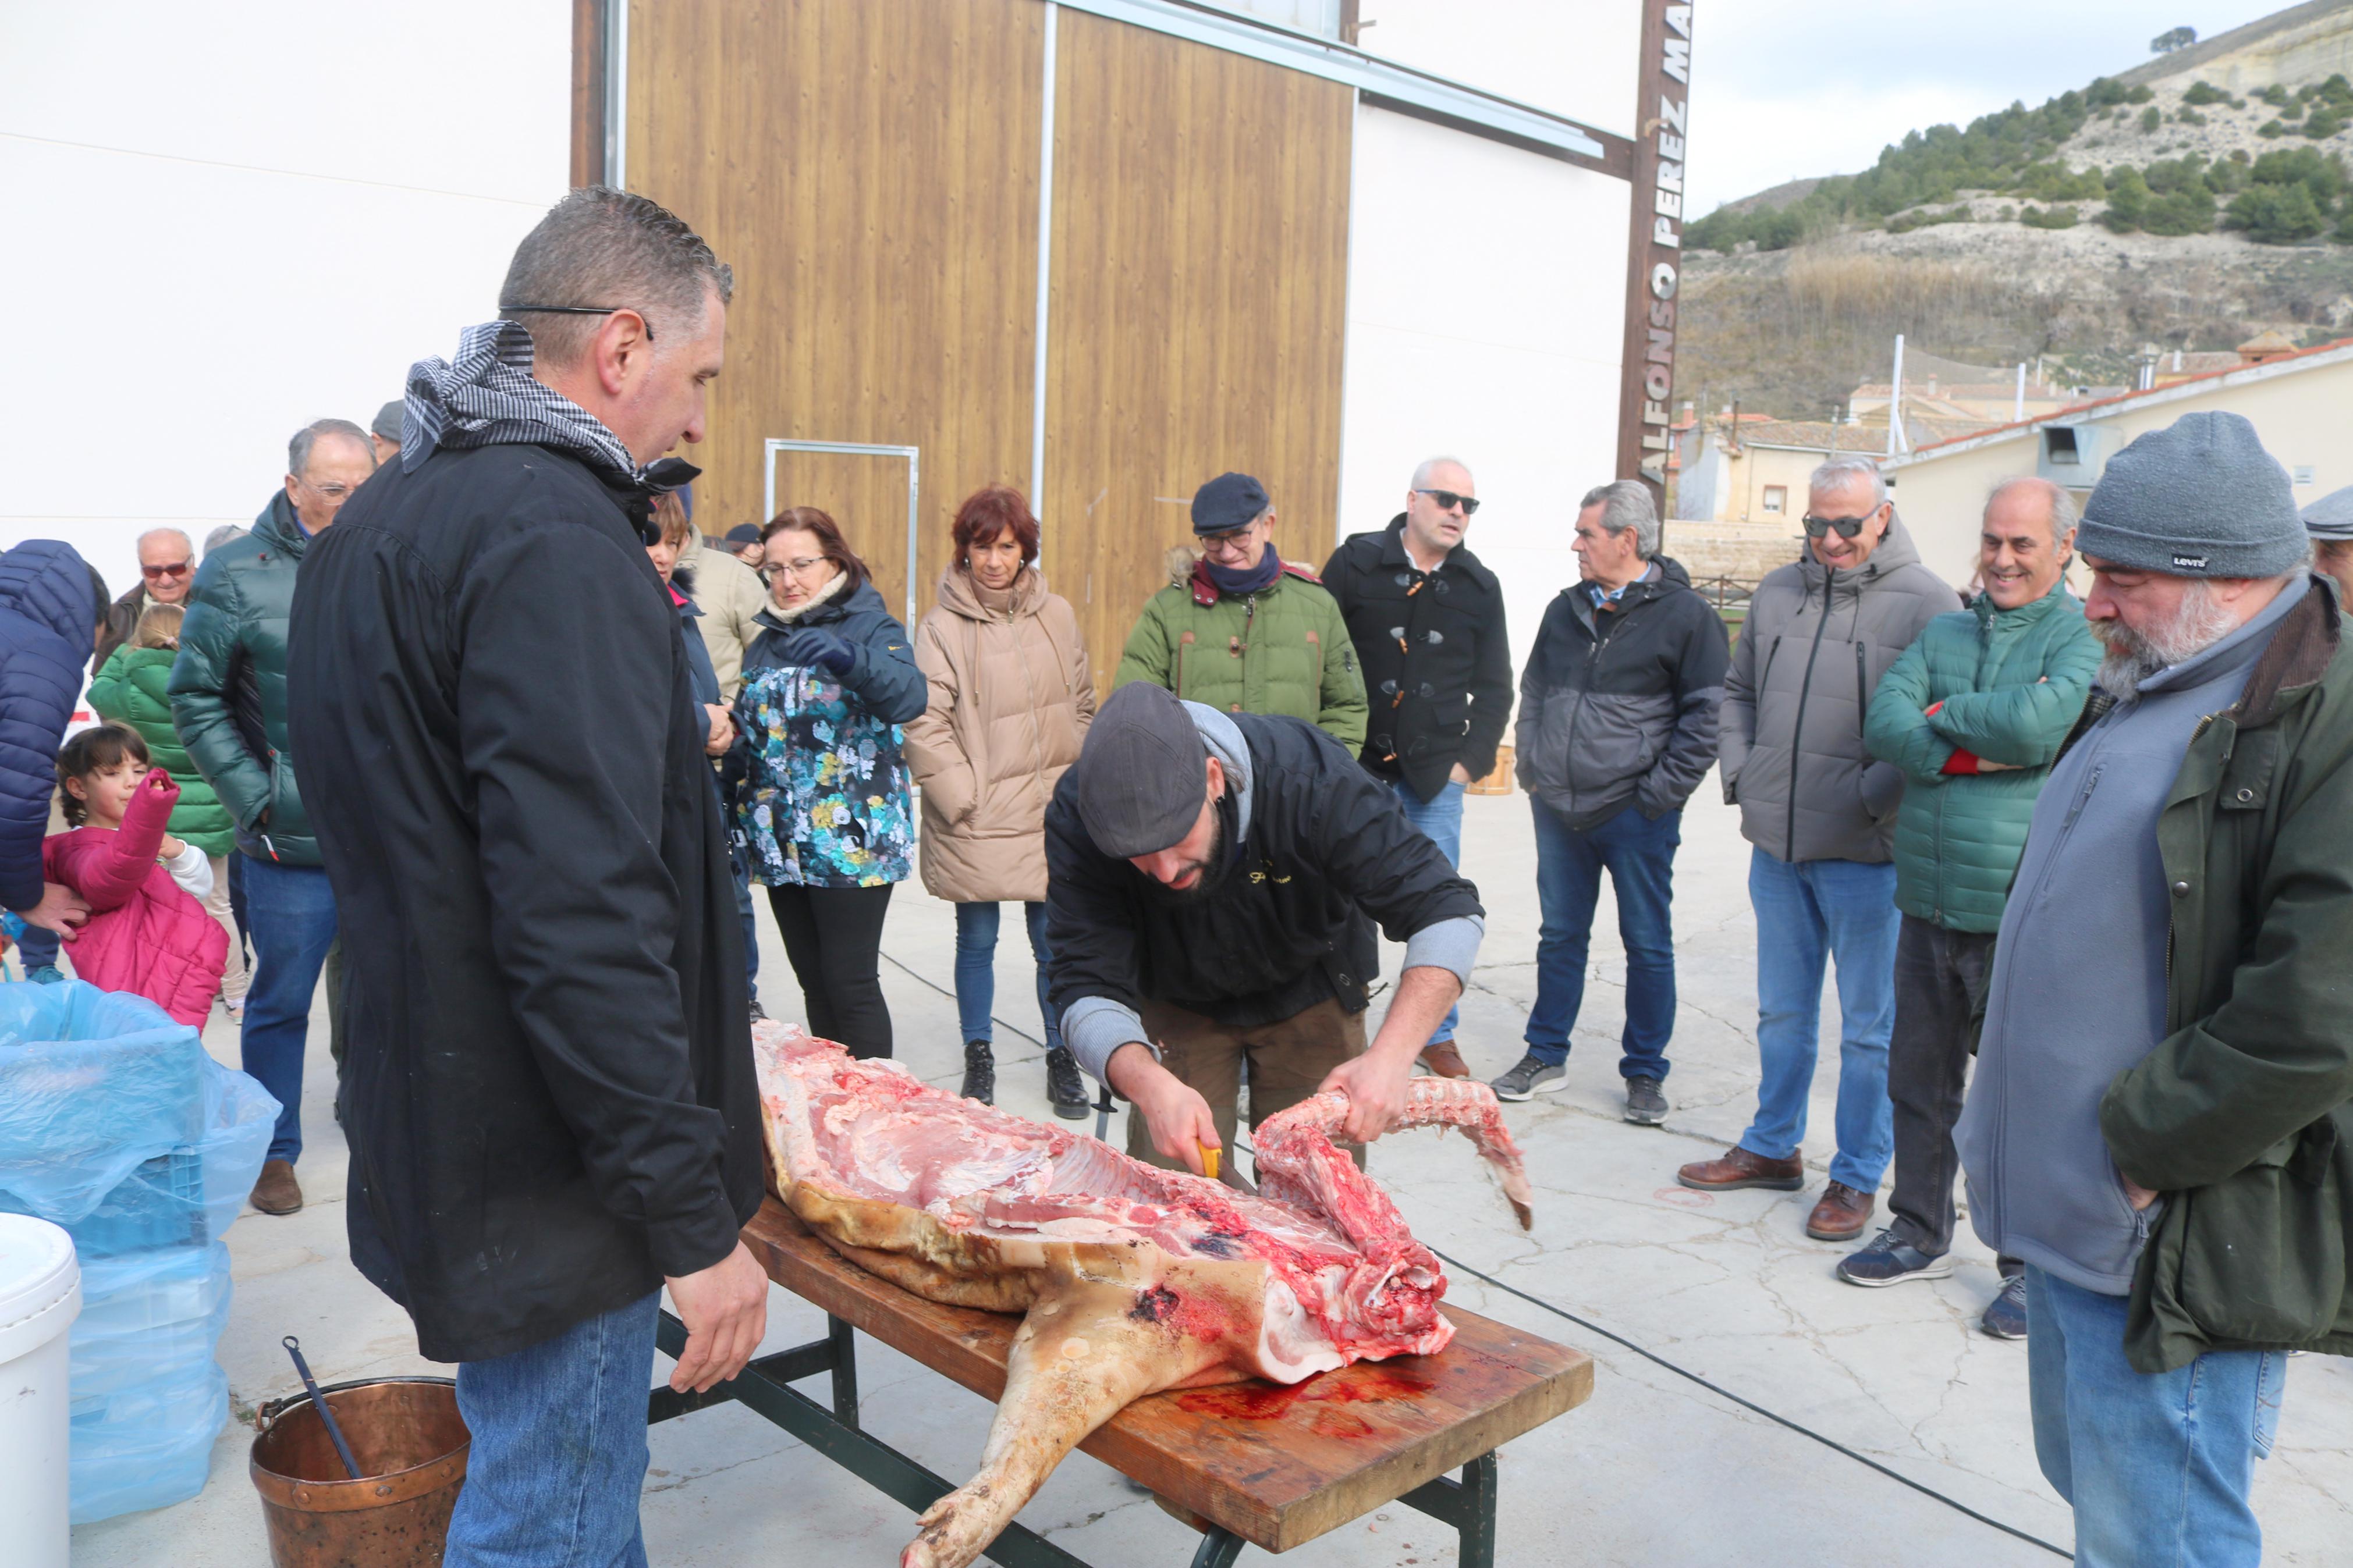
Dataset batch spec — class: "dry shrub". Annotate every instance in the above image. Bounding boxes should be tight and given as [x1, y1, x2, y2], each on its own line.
[1779, 249, 2015, 345]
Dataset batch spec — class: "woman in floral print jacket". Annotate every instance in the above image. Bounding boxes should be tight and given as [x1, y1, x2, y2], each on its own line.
[734, 507, 925, 1058]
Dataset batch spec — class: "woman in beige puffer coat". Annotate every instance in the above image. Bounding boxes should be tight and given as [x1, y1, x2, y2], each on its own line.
[904, 485, 1095, 1115]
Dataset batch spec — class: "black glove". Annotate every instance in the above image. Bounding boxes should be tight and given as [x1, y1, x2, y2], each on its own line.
[780, 627, 856, 677]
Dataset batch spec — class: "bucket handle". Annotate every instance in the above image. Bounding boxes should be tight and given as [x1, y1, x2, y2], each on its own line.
[255, 1374, 459, 1436]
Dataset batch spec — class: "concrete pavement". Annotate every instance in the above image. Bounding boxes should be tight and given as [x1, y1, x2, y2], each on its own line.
[70, 787, 2352, 1566]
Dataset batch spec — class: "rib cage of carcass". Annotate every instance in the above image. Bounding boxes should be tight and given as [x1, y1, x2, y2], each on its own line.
[753, 1022, 1534, 1568]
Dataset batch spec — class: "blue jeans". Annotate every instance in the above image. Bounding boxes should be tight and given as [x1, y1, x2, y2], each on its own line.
[1391, 779, 1465, 1044]
[1525, 800, 1681, 1080]
[1740, 849, 1900, 1191]
[446, 1291, 659, 1568]
[238, 855, 339, 1165]
[953, 901, 1062, 1053]
[2027, 1267, 2283, 1567]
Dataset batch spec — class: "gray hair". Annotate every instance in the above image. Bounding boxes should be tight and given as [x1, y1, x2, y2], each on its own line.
[1810, 453, 1889, 508]
[1985, 475, 2081, 545]
[1579, 480, 1660, 560]
[203, 524, 247, 556]
[1412, 454, 1473, 490]
[288, 418, 375, 478]
[499, 187, 734, 368]
[135, 527, 194, 559]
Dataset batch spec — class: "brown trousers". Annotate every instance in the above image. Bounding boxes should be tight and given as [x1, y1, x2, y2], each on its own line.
[1127, 995, 1368, 1178]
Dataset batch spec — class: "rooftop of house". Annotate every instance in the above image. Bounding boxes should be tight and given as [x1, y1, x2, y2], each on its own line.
[1895, 333, 2353, 464]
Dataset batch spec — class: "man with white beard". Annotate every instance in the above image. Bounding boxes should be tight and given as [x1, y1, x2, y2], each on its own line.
[1955, 411, 2353, 1565]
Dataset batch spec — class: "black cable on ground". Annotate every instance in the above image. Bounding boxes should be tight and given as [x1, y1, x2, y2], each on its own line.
[878, 948, 1046, 1050]
[1425, 1243, 2074, 1561]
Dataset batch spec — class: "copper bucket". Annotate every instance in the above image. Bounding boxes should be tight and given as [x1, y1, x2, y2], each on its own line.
[250, 1376, 469, 1568]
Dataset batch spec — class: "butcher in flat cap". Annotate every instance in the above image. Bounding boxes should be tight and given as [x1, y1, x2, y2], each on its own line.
[1043, 680, 1484, 1178]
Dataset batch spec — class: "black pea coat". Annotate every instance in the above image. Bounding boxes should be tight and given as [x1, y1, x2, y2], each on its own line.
[1322, 517, 1511, 801]
[287, 440, 762, 1364]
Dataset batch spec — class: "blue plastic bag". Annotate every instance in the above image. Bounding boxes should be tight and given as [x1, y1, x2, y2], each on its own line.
[0, 984, 208, 1224]
[0, 980, 278, 1523]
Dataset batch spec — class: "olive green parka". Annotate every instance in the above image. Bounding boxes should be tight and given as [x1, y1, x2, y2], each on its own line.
[1864, 582, 2103, 933]
[2089, 577, 2353, 1371]
[1112, 552, 1366, 753]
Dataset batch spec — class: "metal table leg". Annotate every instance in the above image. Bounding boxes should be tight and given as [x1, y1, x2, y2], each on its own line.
[1188, 1527, 1246, 1568]
[1399, 1450, 1499, 1568]
[829, 1312, 860, 1429]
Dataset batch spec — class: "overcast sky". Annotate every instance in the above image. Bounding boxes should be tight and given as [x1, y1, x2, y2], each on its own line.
[1681, 1, 2294, 215]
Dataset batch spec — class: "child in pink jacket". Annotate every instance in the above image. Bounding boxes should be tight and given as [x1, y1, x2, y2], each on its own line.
[43, 723, 228, 1026]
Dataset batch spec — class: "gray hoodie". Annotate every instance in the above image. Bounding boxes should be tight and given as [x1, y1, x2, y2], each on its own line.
[1956, 575, 2309, 1294]
[1719, 517, 1960, 863]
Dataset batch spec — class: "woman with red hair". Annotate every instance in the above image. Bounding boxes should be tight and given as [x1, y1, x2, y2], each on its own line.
[904, 483, 1094, 1112]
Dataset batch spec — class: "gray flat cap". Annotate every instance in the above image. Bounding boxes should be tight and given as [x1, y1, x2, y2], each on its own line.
[1068, 682, 1208, 858]
[371, 400, 406, 443]
[2302, 485, 2353, 541]
[2077, 412, 2305, 578]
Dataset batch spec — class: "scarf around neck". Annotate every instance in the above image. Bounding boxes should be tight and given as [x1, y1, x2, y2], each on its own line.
[768, 567, 849, 623]
[1204, 541, 1283, 598]
[402, 319, 640, 481]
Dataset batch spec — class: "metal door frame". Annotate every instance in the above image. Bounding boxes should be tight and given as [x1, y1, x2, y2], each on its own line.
[764, 438, 923, 630]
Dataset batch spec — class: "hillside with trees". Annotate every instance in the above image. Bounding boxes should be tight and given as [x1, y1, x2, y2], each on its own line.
[1677, 5, 2353, 422]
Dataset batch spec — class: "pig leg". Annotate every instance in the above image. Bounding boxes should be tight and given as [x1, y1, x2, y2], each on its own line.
[899, 1280, 1225, 1568]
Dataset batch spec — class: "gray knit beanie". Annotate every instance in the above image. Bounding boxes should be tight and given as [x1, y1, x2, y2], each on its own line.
[2077, 412, 2305, 578]
[2301, 485, 2353, 542]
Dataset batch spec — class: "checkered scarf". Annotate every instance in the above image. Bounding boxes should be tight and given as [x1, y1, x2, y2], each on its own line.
[401, 319, 638, 480]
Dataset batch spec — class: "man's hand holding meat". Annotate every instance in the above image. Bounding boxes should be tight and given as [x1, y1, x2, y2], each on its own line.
[1316, 963, 1463, 1143]
[1046, 681, 1484, 1179]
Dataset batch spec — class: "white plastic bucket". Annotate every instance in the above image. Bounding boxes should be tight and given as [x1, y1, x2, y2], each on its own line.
[0, 1214, 81, 1568]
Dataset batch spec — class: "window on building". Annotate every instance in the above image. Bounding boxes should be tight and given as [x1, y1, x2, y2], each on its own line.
[2294, 465, 2316, 486]
[1761, 486, 1787, 514]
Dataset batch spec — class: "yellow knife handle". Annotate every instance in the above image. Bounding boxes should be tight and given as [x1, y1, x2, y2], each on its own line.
[1201, 1146, 1220, 1182]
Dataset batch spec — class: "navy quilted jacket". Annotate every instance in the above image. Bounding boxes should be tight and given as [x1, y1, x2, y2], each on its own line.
[0, 541, 97, 911]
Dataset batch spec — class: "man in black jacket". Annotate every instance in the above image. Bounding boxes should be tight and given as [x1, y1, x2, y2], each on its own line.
[1492, 481, 1729, 1124]
[1322, 457, 1511, 1079]
[1046, 681, 1485, 1176]
[286, 189, 765, 1568]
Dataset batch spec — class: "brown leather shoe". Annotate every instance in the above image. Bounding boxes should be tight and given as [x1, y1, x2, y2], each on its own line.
[1805, 1181, 1875, 1241]
[1417, 1040, 1471, 1079]
[1676, 1146, 1805, 1192]
[250, 1158, 304, 1216]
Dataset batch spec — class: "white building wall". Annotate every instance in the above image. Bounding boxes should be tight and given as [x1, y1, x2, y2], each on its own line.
[1337, 103, 1630, 696]
[1352, 0, 1642, 137]
[0, 2, 572, 595]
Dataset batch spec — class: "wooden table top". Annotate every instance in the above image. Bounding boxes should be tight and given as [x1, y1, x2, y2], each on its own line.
[740, 1197, 1593, 1553]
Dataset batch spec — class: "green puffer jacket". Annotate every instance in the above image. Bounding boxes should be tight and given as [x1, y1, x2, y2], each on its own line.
[1864, 583, 2102, 932]
[169, 492, 320, 865]
[1113, 556, 1367, 752]
[87, 645, 236, 857]
[2088, 578, 2353, 1373]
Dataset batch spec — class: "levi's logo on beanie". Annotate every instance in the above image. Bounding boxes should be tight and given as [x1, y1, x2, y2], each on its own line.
[2076, 412, 2302, 580]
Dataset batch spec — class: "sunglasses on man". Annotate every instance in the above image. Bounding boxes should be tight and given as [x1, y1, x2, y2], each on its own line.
[1415, 489, 1480, 516]
[141, 561, 192, 580]
[1801, 508, 1883, 540]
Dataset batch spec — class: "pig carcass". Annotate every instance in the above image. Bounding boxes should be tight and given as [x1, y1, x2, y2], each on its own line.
[753, 1023, 1533, 1568]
